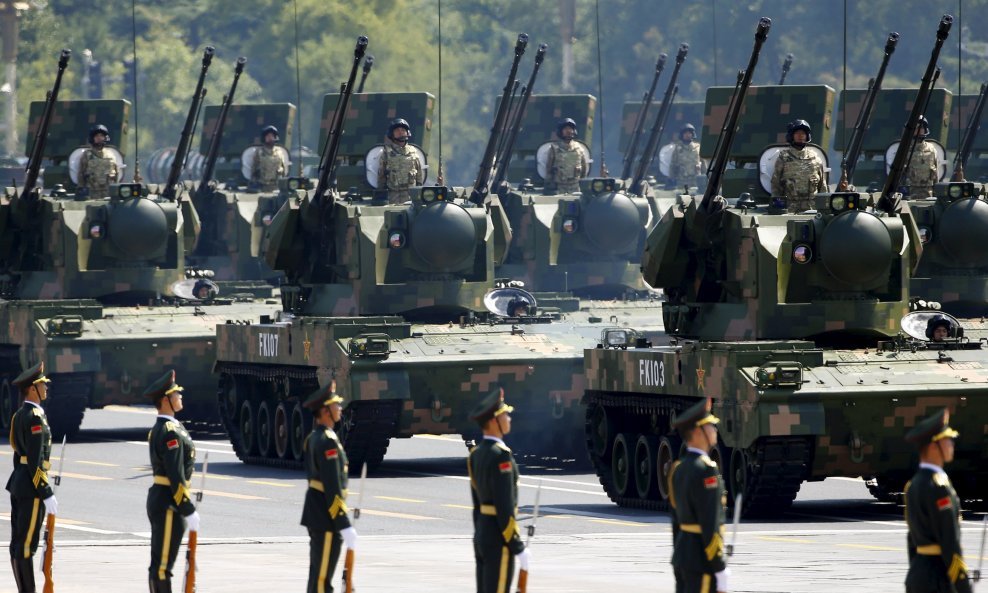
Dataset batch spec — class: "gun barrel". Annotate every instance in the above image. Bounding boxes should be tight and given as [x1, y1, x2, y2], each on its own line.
[631, 43, 689, 195]
[952, 82, 988, 180]
[21, 49, 72, 201]
[881, 15, 952, 209]
[841, 32, 899, 185]
[195, 57, 247, 200]
[162, 47, 215, 201]
[778, 53, 794, 85]
[621, 53, 668, 179]
[699, 17, 771, 213]
[357, 54, 374, 93]
[492, 43, 548, 190]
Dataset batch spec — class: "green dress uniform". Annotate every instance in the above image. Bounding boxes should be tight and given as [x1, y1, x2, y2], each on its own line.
[467, 387, 525, 593]
[144, 371, 196, 593]
[669, 398, 728, 593]
[5, 362, 52, 593]
[903, 410, 972, 593]
[300, 387, 351, 593]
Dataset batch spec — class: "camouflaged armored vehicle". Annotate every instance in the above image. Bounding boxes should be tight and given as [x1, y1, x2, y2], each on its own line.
[0, 50, 279, 438]
[620, 99, 704, 187]
[212, 36, 598, 471]
[582, 16, 986, 516]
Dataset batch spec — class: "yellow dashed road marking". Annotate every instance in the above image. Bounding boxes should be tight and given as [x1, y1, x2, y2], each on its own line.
[757, 536, 815, 544]
[838, 543, 901, 551]
[78, 460, 118, 467]
[361, 509, 437, 521]
[61, 472, 112, 481]
[442, 504, 473, 510]
[375, 495, 426, 504]
[589, 518, 651, 528]
[247, 480, 294, 488]
[201, 489, 267, 501]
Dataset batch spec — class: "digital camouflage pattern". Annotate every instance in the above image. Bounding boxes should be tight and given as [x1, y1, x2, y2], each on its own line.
[318, 92, 434, 192]
[197, 103, 296, 187]
[771, 146, 828, 211]
[906, 140, 940, 197]
[544, 141, 589, 193]
[667, 140, 702, 186]
[24, 99, 130, 189]
[700, 85, 835, 197]
[77, 147, 120, 198]
[620, 100, 704, 182]
[378, 141, 425, 203]
[834, 88, 952, 189]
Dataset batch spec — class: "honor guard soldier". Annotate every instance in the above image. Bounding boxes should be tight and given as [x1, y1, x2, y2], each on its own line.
[301, 384, 357, 593]
[78, 124, 119, 198]
[669, 398, 729, 593]
[5, 362, 55, 593]
[145, 370, 199, 593]
[467, 386, 530, 593]
[904, 409, 973, 593]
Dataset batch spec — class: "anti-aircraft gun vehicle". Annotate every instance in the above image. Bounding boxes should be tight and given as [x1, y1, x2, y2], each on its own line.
[0, 49, 279, 438]
[582, 15, 988, 516]
[213, 35, 597, 471]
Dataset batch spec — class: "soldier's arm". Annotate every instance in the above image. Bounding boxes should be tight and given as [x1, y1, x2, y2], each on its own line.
[25, 413, 53, 500]
[467, 448, 480, 527]
[318, 437, 352, 532]
[110, 160, 119, 182]
[903, 481, 917, 562]
[78, 154, 89, 185]
[490, 450, 525, 554]
[161, 428, 196, 516]
[817, 161, 828, 192]
[580, 149, 590, 178]
[668, 460, 681, 542]
[930, 485, 973, 593]
[376, 153, 388, 189]
[544, 145, 557, 183]
[697, 464, 727, 574]
[771, 155, 785, 196]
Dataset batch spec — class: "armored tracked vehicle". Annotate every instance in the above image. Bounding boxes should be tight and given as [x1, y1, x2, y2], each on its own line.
[0, 50, 279, 437]
[582, 16, 987, 516]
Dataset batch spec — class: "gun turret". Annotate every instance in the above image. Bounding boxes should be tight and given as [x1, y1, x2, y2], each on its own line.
[357, 55, 374, 93]
[630, 43, 689, 196]
[838, 33, 899, 191]
[951, 82, 988, 181]
[162, 47, 215, 201]
[620, 53, 667, 180]
[778, 53, 793, 85]
[314, 36, 368, 203]
[880, 15, 952, 214]
[194, 57, 246, 206]
[21, 50, 71, 201]
[492, 43, 547, 191]
[469, 34, 529, 206]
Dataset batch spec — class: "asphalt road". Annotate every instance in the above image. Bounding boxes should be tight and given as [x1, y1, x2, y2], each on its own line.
[0, 407, 985, 592]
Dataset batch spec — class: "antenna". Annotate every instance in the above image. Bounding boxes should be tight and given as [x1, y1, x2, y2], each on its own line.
[593, 0, 607, 176]
[130, 0, 141, 182]
[292, 0, 303, 176]
[436, 0, 444, 185]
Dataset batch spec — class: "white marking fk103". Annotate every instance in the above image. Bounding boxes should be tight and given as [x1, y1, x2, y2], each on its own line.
[259, 333, 279, 357]
[639, 358, 664, 388]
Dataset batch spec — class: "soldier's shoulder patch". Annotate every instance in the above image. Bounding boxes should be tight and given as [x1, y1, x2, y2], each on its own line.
[932, 472, 950, 488]
[325, 448, 339, 459]
[498, 461, 513, 473]
[703, 475, 719, 489]
[936, 496, 952, 511]
[31, 424, 43, 434]
[166, 439, 179, 450]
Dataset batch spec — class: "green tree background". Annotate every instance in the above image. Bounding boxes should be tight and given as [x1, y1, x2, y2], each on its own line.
[7, 0, 988, 184]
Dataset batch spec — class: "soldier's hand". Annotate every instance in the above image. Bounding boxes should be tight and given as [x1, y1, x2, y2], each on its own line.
[515, 548, 531, 571]
[715, 567, 730, 592]
[43, 495, 58, 516]
[341, 526, 358, 551]
[185, 510, 201, 532]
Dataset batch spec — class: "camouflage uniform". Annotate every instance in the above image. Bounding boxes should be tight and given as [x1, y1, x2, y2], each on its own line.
[771, 146, 827, 212]
[670, 140, 702, 187]
[6, 363, 52, 593]
[78, 147, 119, 198]
[144, 372, 197, 592]
[378, 141, 423, 205]
[903, 410, 972, 593]
[252, 145, 287, 191]
[669, 399, 728, 593]
[468, 388, 525, 593]
[907, 141, 940, 198]
[545, 141, 589, 194]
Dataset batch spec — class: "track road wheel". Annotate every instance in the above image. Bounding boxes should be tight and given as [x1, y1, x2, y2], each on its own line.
[657, 434, 682, 503]
[240, 400, 257, 455]
[257, 401, 273, 457]
[588, 404, 614, 460]
[633, 435, 659, 500]
[274, 402, 290, 459]
[290, 402, 307, 461]
[611, 433, 633, 497]
[728, 447, 750, 509]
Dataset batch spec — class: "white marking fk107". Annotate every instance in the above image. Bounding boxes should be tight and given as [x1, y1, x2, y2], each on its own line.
[259, 333, 279, 357]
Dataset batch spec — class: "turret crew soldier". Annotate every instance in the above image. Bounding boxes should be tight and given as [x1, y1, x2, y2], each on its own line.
[669, 123, 703, 187]
[377, 118, 424, 204]
[467, 385, 529, 593]
[78, 124, 119, 198]
[669, 398, 729, 593]
[770, 119, 828, 212]
[5, 362, 55, 593]
[301, 383, 357, 593]
[544, 118, 590, 194]
[903, 409, 972, 593]
[250, 125, 289, 191]
[906, 116, 941, 198]
[145, 370, 199, 593]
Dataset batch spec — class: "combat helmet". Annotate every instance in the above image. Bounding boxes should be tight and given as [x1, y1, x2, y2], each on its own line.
[785, 119, 812, 145]
[911, 115, 930, 139]
[261, 125, 280, 141]
[680, 123, 696, 141]
[556, 117, 578, 138]
[924, 315, 955, 340]
[88, 123, 110, 144]
[387, 118, 412, 142]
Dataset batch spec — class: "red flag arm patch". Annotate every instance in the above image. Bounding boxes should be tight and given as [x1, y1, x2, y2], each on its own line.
[166, 439, 179, 450]
[498, 461, 512, 473]
[937, 496, 952, 511]
[325, 448, 339, 459]
[703, 475, 719, 489]
[31, 425, 43, 434]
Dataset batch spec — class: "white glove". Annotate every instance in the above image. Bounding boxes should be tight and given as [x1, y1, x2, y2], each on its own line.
[715, 567, 730, 592]
[185, 511, 201, 532]
[341, 526, 358, 551]
[515, 548, 531, 571]
[43, 496, 57, 516]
